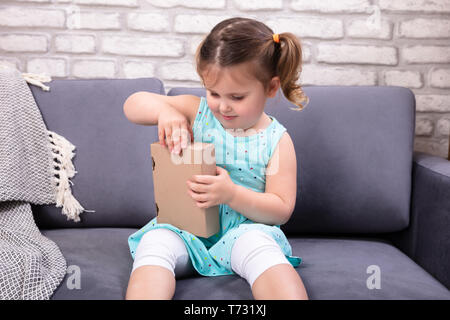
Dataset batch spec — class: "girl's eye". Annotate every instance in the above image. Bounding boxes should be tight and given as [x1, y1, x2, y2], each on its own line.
[210, 92, 244, 101]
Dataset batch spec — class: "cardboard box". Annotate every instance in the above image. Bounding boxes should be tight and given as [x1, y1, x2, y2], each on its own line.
[150, 141, 220, 237]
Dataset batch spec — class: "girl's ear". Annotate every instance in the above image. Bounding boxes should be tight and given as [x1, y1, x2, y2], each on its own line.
[266, 76, 281, 98]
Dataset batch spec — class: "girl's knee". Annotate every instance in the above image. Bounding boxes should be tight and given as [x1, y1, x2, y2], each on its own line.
[140, 228, 185, 251]
[230, 230, 290, 288]
[132, 228, 190, 276]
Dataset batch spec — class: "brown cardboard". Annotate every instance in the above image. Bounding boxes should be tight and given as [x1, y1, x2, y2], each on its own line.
[150, 141, 220, 237]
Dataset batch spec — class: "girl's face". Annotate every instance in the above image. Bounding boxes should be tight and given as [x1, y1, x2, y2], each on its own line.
[202, 63, 279, 132]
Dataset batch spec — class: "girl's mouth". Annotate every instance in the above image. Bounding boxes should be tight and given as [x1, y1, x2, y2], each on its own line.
[222, 114, 237, 120]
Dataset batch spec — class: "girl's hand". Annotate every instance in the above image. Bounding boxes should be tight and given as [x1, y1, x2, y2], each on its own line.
[158, 105, 194, 155]
[186, 166, 236, 208]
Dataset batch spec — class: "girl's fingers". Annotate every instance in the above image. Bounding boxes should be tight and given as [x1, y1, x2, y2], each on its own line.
[161, 122, 193, 154]
[188, 125, 194, 143]
[191, 174, 213, 184]
[187, 188, 208, 202]
[180, 123, 190, 149]
[196, 201, 209, 208]
[172, 124, 182, 154]
[158, 127, 165, 146]
[187, 180, 208, 193]
[165, 126, 173, 152]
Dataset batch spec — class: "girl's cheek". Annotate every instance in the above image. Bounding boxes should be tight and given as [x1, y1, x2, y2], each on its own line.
[209, 104, 219, 112]
[207, 98, 220, 110]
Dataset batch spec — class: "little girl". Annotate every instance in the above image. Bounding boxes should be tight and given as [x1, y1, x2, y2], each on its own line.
[124, 17, 309, 300]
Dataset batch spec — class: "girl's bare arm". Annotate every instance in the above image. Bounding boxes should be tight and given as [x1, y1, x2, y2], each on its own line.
[227, 132, 297, 226]
[123, 91, 199, 126]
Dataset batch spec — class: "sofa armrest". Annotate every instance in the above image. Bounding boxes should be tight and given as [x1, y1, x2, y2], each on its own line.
[386, 151, 450, 289]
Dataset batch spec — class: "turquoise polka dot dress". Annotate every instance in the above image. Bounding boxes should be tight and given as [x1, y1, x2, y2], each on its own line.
[128, 96, 302, 277]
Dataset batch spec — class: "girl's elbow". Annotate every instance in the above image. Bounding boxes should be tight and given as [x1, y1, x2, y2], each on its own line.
[123, 92, 144, 123]
[279, 202, 295, 225]
[279, 210, 292, 226]
[123, 94, 135, 120]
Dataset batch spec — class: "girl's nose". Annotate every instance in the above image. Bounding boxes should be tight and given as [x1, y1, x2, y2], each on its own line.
[220, 102, 232, 114]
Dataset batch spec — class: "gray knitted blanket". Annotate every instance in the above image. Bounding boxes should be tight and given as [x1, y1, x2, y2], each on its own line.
[0, 66, 88, 299]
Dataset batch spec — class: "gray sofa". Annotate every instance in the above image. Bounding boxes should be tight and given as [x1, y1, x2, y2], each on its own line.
[28, 77, 450, 300]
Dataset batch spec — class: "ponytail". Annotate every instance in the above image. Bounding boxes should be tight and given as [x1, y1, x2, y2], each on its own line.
[276, 33, 309, 111]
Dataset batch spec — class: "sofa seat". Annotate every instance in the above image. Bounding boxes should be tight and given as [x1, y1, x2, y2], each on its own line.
[41, 228, 450, 300]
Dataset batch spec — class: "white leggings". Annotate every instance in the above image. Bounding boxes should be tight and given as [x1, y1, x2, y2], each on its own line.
[131, 228, 291, 288]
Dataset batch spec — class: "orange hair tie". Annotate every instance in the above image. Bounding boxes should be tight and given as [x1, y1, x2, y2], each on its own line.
[272, 33, 280, 43]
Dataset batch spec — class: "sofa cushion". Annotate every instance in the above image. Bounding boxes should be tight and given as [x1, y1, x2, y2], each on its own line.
[42, 228, 450, 300]
[167, 86, 415, 234]
[30, 78, 162, 229]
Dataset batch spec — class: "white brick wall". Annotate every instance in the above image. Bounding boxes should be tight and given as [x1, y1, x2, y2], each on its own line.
[102, 36, 184, 56]
[127, 12, 170, 32]
[291, 0, 371, 13]
[27, 57, 67, 77]
[317, 44, 398, 65]
[0, 7, 65, 28]
[0, 0, 448, 158]
[72, 59, 116, 78]
[71, 12, 121, 30]
[0, 34, 48, 52]
[54, 34, 96, 53]
[146, 0, 225, 9]
[74, 0, 138, 7]
[379, 0, 450, 13]
[174, 15, 232, 33]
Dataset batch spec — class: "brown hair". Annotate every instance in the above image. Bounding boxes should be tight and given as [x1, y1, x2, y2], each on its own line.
[195, 17, 309, 111]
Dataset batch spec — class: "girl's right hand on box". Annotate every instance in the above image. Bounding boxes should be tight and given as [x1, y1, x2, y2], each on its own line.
[158, 106, 194, 155]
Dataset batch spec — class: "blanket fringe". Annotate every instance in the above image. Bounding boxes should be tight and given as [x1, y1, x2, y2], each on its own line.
[48, 130, 95, 222]
[22, 72, 51, 91]
[0, 66, 95, 222]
